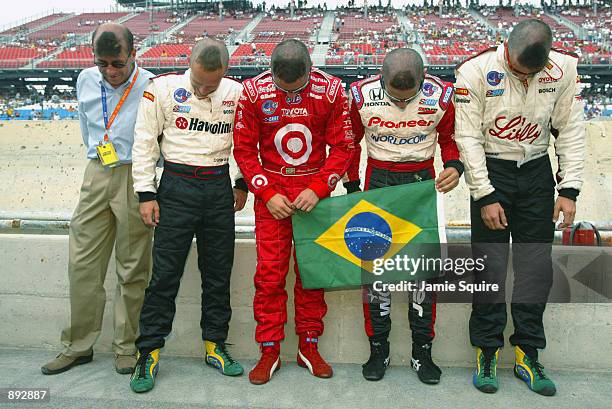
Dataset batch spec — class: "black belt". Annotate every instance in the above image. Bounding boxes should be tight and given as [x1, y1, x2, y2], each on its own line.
[164, 161, 229, 180]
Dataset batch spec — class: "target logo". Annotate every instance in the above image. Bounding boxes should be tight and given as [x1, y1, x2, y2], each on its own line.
[251, 174, 268, 189]
[175, 117, 189, 129]
[328, 173, 340, 189]
[274, 124, 313, 166]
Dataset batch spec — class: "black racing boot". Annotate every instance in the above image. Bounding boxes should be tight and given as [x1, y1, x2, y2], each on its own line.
[362, 339, 390, 381]
[411, 343, 442, 384]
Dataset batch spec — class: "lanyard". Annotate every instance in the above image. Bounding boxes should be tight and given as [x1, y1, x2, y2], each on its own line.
[100, 69, 139, 142]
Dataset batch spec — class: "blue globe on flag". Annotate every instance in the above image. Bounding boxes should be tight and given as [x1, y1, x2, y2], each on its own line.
[344, 212, 392, 261]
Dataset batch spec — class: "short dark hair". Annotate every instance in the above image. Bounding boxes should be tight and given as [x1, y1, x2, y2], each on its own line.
[271, 39, 312, 83]
[508, 19, 552, 70]
[191, 39, 229, 71]
[92, 26, 133, 57]
[382, 48, 424, 90]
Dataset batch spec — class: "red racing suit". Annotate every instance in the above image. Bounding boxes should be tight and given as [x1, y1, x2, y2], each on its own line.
[233, 69, 355, 342]
[346, 74, 462, 345]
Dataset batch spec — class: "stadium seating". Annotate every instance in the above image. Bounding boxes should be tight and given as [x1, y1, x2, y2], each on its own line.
[0, 13, 67, 36]
[138, 44, 191, 68]
[0, 46, 54, 68]
[251, 11, 322, 42]
[28, 13, 129, 42]
[174, 14, 250, 43]
[123, 11, 177, 43]
[37, 46, 92, 69]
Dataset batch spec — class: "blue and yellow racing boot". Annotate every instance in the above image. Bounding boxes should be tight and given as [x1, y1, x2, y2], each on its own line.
[473, 347, 499, 394]
[205, 340, 244, 376]
[514, 346, 556, 396]
[130, 349, 159, 393]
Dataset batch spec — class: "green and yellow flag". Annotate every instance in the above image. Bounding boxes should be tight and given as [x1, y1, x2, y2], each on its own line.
[292, 180, 445, 289]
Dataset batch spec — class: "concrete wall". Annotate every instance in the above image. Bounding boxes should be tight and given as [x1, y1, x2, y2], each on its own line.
[1, 233, 611, 370]
[1, 119, 611, 370]
[1, 120, 611, 222]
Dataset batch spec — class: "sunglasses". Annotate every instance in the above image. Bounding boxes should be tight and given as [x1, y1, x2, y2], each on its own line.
[94, 53, 132, 69]
[272, 73, 310, 94]
[380, 76, 423, 104]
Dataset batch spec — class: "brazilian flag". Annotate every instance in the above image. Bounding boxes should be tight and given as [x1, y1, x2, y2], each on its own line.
[292, 179, 445, 289]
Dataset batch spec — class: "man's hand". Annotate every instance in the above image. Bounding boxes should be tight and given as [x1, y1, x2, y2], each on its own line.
[139, 200, 160, 227]
[480, 202, 508, 230]
[266, 193, 295, 220]
[435, 167, 460, 193]
[293, 188, 320, 212]
[553, 196, 576, 228]
[233, 188, 247, 212]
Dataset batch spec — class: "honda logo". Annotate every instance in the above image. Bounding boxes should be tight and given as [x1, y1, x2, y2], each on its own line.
[369, 88, 384, 101]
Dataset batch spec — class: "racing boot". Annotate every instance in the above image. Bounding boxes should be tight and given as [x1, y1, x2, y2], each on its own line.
[204, 340, 244, 376]
[411, 343, 442, 384]
[297, 331, 333, 378]
[249, 341, 281, 385]
[473, 347, 499, 394]
[362, 339, 390, 381]
[514, 345, 556, 396]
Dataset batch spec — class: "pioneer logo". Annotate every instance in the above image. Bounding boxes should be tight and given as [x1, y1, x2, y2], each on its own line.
[368, 117, 434, 128]
[188, 118, 232, 134]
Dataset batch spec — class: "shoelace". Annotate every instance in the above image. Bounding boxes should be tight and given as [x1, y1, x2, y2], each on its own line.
[135, 352, 150, 379]
[533, 361, 547, 380]
[218, 343, 237, 365]
[482, 354, 494, 378]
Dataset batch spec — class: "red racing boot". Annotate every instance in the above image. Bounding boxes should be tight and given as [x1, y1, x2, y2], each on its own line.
[297, 332, 333, 378]
[249, 342, 281, 385]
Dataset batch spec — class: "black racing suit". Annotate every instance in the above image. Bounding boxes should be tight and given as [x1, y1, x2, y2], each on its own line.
[469, 156, 555, 349]
[362, 166, 437, 346]
[136, 162, 235, 349]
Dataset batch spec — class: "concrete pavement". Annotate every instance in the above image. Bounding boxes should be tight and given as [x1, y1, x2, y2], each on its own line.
[1, 347, 611, 409]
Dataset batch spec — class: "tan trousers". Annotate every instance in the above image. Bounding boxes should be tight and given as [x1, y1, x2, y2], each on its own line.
[61, 160, 152, 357]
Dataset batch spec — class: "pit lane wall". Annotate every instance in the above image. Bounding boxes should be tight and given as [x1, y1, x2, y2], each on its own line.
[0, 120, 611, 370]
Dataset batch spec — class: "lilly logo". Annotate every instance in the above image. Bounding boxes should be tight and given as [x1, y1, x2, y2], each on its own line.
[487, 71, 505, 86]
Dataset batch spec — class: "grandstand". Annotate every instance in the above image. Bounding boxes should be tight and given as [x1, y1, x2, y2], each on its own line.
[0, 2, 609, 102]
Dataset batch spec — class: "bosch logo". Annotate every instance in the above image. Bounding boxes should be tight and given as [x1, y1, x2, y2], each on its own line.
[175, 117, 189, 129]
[486, 71, 505, 86]
[538, 88, 556, 94]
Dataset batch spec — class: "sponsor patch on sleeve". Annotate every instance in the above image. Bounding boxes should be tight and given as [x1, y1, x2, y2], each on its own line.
[439, 86, 453, 110]
[143, 91, 155, 102]
[351, 84, 363, 109]
[455, 88, 469, 96]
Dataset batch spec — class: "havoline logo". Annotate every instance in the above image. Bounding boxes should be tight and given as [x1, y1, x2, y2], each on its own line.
[189, 118, 232, 134]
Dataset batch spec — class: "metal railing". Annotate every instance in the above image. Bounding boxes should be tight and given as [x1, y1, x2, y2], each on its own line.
[1, 212, 611, 244]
